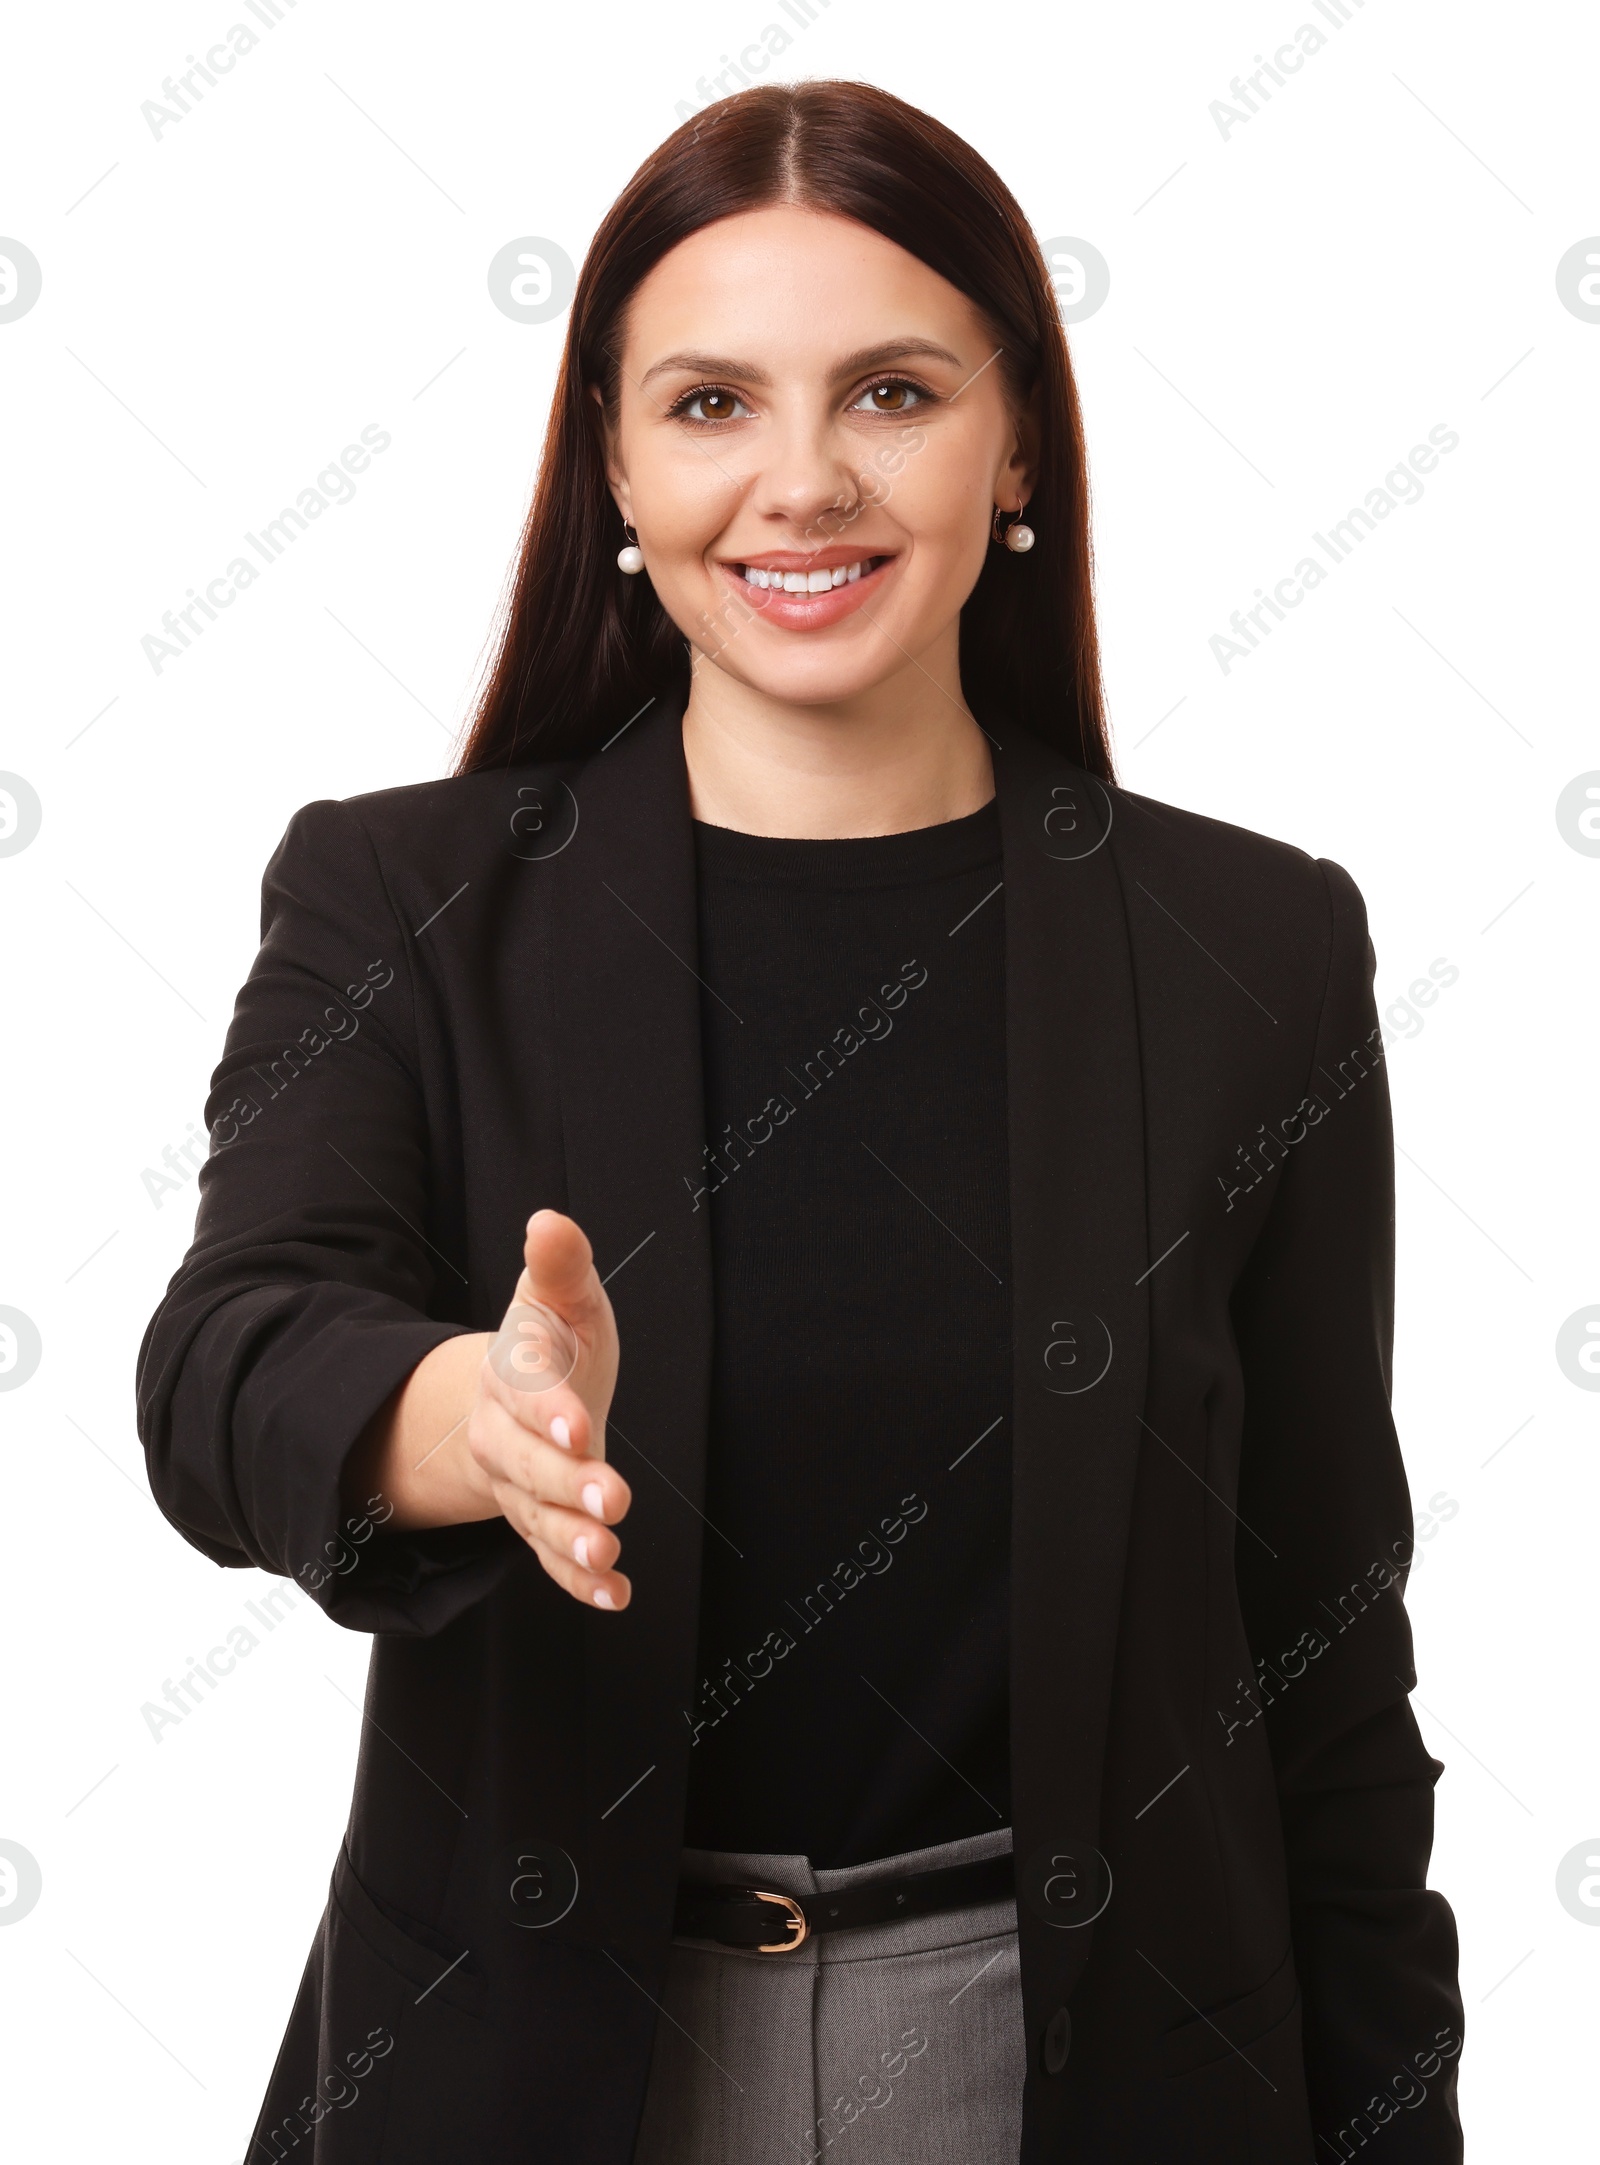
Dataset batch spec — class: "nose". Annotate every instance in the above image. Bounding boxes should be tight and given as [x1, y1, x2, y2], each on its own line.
[744, 402, 865, 540]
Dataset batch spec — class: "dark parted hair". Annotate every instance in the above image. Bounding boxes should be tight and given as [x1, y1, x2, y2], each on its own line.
[455, 79, 1112, 780]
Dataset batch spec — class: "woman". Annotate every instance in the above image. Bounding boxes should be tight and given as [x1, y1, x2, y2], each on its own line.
[138, 80, 1463, 2164]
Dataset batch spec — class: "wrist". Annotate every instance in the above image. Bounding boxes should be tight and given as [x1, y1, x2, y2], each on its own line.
[361, 1331, 500, 1532]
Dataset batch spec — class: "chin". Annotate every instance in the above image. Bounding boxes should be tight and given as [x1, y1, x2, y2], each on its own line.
[696, 594, 943, 709]
[706, 648, 910, 710]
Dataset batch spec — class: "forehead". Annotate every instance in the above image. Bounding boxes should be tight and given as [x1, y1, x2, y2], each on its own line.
[619, 204, 986, 367]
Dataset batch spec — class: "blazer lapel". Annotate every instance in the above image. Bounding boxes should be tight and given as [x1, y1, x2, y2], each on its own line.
[546, 687, 716, 1948]
[994, 722, 1151, 2000]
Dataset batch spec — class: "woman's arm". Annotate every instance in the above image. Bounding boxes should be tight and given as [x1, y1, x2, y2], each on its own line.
[342, 1330, 498, 1531]
[1231, 857, 1463, 2162]
[137, 799, 629, 1631]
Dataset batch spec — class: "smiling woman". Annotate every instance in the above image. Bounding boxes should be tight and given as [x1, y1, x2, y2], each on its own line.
[458, 81, 1105, 782]
[139, 76, 1462, 2165]
[581, 195, 1049, 825]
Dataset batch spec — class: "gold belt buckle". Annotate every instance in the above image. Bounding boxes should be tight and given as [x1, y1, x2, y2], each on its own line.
[750, 1888, 809, 1953]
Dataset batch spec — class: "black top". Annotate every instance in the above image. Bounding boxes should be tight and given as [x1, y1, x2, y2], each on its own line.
[681, 799, 1013, 1865]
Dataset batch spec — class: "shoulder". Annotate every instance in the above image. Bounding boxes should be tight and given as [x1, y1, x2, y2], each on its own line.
[1109, 781, 1367, 951]
[271, 759, 586, 878]
[257, 762, 588, 960]
[1103, 783, 1375, 1043]
[344, 761, 583, 854]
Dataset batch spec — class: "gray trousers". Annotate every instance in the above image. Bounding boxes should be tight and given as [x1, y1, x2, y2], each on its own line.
[633, 1826, 1024, 2165]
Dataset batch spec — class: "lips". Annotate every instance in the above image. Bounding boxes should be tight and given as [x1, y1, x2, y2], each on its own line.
[715, 551, 895, 630]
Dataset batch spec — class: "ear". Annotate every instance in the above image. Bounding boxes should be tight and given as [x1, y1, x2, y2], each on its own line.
[998, 384, 1042, 512]
[588, 383, 634, 526]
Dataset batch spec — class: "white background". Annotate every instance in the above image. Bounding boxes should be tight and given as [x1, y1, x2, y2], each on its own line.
[1, 0, 1595, 2154]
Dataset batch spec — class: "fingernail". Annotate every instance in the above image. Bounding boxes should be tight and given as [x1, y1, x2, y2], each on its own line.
[551, 1415, 571, 1449]
[582, 1481, 604, 1518]
[593, 1588, 615, 1609]
[574, 1535, 590, 1569]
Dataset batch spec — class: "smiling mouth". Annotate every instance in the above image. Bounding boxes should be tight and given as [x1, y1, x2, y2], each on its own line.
[732, 554, 893, 593]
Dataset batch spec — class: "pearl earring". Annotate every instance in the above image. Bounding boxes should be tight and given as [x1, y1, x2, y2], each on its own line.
[617, 521, 644, 575]
[992, 503, 1035, 553]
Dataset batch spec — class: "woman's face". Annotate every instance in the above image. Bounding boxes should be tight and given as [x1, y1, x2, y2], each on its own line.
[599, 205, 1032, 709]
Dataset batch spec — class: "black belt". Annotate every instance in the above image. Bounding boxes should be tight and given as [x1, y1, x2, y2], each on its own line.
[674, 1850, 1014, 1953]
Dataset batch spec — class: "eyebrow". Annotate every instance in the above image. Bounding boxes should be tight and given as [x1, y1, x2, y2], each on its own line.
[637, 338, 967, 390]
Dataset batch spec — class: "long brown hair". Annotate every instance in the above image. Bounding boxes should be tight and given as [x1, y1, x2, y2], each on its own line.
[456, 80, 1112, 780]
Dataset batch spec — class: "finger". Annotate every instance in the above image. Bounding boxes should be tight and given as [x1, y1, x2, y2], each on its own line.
[516, 1209, 611, 1333]
[516, 1499, 622, 1577]
[467, 1396, 631, 1521]
[492, 1477, 608, 1561]
[480, 1367, 597, 1458]
[521, 1521, 632, 1611]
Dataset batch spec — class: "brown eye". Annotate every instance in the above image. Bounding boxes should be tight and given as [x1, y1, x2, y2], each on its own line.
[851, 379, 927, 414]
[679, 385, 745, 423]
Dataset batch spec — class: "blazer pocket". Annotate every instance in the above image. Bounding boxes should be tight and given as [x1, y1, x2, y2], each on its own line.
[332, 1843, 487, 2019]
[1157, 1945, 1299, 2080]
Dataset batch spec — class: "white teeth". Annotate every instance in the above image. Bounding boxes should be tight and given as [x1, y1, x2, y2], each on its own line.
[739, 559, 873, 593]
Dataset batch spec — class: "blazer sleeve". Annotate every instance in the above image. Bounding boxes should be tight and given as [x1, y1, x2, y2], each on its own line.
[1230, 857, 1464, 2161]
[135, 796, 517, 1635]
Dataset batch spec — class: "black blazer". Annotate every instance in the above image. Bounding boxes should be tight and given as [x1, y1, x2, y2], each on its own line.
[137, 691, 1463, 2163]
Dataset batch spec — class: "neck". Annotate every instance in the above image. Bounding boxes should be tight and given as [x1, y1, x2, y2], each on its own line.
[680, 639, 994, 840]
